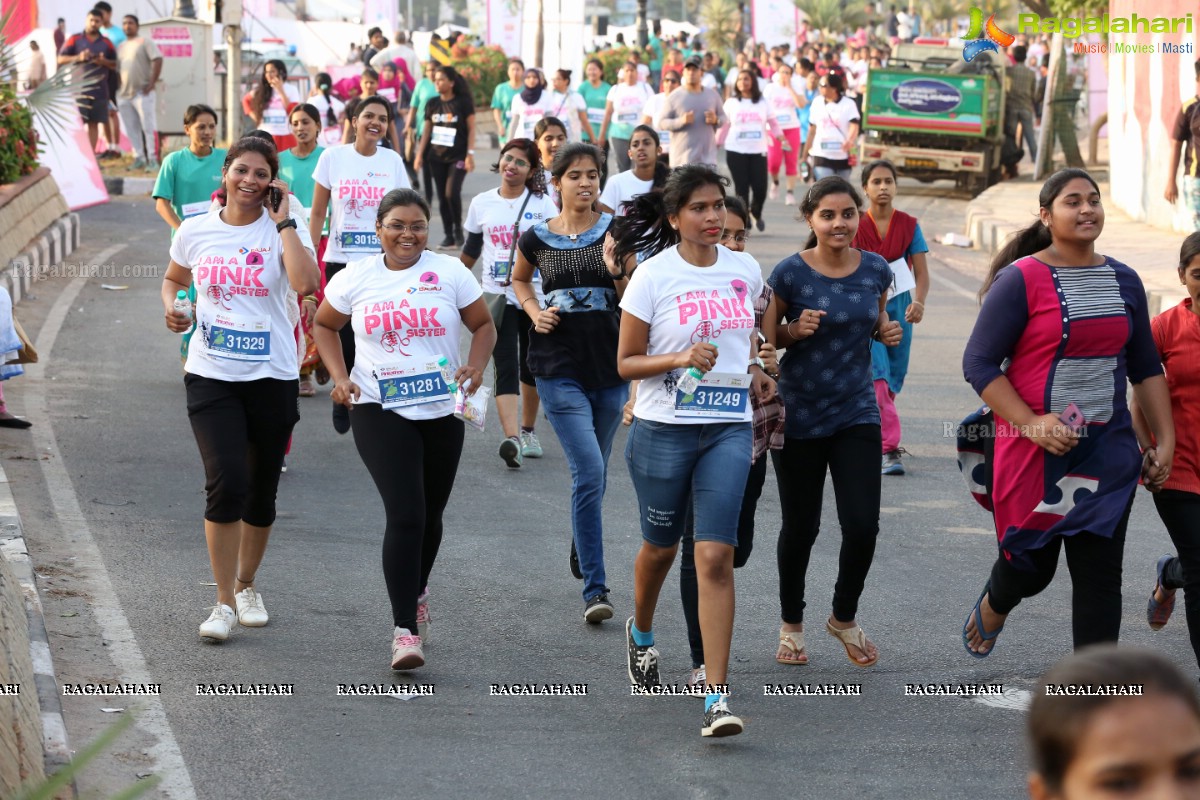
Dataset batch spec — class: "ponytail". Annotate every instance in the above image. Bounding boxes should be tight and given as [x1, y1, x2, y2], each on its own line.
[610, 191, 677, 269]
[316, 72, 337, 127]
[652, 159, 670, 190]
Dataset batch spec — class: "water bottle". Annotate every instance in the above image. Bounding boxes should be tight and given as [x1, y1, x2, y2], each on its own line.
[172, 290, 193, 335]
[677, 343, 717, 400]
[437, 356, 458, 395]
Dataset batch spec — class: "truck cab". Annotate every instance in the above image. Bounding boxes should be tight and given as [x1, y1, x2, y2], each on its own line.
[860, 42, 1006, 195]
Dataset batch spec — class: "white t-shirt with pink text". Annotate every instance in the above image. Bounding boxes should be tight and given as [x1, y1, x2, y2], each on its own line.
[312, 144, 411, 263]
[721, 97, 782, 155]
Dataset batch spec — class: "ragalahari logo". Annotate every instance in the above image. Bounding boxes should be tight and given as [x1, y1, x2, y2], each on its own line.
[963, 7, 1015, 62]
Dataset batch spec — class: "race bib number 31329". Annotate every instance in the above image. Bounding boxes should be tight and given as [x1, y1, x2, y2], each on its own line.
[208, 312, 271, 361]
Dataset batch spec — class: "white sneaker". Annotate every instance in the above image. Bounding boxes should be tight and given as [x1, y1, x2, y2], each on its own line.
[199, 604, 236, 641]
[391, 627, 425, 670]
[235, 587, 269, 627]
[769, 181, 779, 200]
[416, 589, 431, 643]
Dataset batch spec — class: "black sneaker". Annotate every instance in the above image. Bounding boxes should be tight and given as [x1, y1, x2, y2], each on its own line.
[438, 235, 456, 250]
[625, 617, 660, 690]
[569, 540, 583, 580]
[332, 403, 350, 435]
[454, 227, 465, 247]
[756, 216, 765, 232]
[701, 694, 744, 737]
[584, 593, 614, 624]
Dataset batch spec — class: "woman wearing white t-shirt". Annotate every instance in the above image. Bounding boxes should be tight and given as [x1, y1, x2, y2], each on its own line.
[640, 72, 680, 162]
[460, 138, 558, 468]
[534, 116, 568, 209]
[161, 136, 320, 642]
[314, 189, 496, 671]
[800, 71, 860, 181]
[616, 164, 775, 737]
[599, 62, 654, 173]
[597, 125, 667, 216]
[548, 69, 596, 143]
[720, 70, 783, 232]
[242, 59, 301, 152]
[309, 72, 347, 147]
[309, 95, 412, 434]
[763, 62, 806, 206]
[508, 68, 555, 142]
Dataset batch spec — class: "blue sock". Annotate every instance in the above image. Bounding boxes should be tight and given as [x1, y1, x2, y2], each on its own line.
[631, 622, 653, 647]
[705, 692, 722, 712]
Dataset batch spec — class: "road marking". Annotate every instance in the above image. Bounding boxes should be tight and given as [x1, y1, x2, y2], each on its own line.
[972, 688, 1032, 711]
[23, 250, 199, 800]
[929, 267, 980, 301]
[940, 526, 994, 536]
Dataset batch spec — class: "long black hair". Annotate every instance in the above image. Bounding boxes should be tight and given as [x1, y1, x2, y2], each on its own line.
[629, 124, 670, 189]
[314, 71, 338, 127]
[799, 176, 863, 250]
[434, 64, 471, 102]
[491, 138, 547, 197]
[730, 68, 763, 103]
[980, 168, 1101, 299]
[251, 59, 288, 118]
[610, 164, 728, 269]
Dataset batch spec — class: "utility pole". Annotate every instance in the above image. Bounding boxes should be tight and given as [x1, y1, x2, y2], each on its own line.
[224, 0, 244, 147]
[636, 0, 647, 48]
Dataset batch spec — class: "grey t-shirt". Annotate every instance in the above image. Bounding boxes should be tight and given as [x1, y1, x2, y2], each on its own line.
[657, 86, 727, 168]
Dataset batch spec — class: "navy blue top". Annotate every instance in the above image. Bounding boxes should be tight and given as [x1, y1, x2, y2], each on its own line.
[769, 250, 892, 439]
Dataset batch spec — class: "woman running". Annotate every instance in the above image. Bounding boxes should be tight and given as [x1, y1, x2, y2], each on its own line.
[461, 138, 558, 468]
[720, 68, 783, 231]
[508, 68, 555, 142]
[764, 62, 805, 205]
[800, 71, 859, 181]
[309, 95, 412, 434]
[512, 143, 627, 624]
[579, 58, 612, 183]
[1140, 232, 1200, 671]
[314, 189, 496, 670]
[853, 160, 930, 476]
[161, 136, 320, 641]
[597, 125, 667, 217]
[549, 69, 596, 143]
[242, 59, 300, 152]
[617, 165, 775, 738]
[413, 65, 475, 250]
[961, 168, 1173, 657]
[770, 176, 902, 669]
[599, 62, 654, 173]
[534, 116, 568, 208]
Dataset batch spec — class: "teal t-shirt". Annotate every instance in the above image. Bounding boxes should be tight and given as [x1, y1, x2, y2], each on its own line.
[491, 82, 520, 142]
[647, 36, 664, 71]
[279, 145, 326, 232]
[152, 146, 227, 229]
[579, 81, 611, 142]
[411, 78, 439, 138]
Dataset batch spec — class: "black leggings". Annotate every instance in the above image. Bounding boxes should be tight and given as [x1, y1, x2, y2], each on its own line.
[429, 159, 467, 237]
[324, 262, 355, 374]
[986, 489, 1135, 648]
[680, 453, 768, 667]
[351, 404, 465, 632]
[726, 150, 768, 222]
[493, 301, 534, 396]
[1157, 490, 1200, 668]
[185, 374, 299, 526]
[774, 424, 882, 624]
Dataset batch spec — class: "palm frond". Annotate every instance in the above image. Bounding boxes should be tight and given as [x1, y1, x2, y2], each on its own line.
[24, 64, 106, 147]
[794, 0, 869, 34]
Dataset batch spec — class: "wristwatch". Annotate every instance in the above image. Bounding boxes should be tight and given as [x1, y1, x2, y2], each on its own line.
[749, 357, 765, 370]
[276, 218, 298, 232]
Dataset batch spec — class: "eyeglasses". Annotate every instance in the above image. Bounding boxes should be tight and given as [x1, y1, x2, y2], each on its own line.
[380, 223, 429, 234]
[720, 231, 750, 244]
[501, 154, 530, 169]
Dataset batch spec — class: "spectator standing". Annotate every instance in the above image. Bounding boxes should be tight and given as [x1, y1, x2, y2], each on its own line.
[646, 21, 665, 85]
[370, 31, 420, 82]
[362, 28, 385, 66]
[57, 9, 117, 156]
[1005, 45, 1038, 167]
[26, 41, 46, 90]
[657, 55, 726, 169]
[1165, 58, 1200, 231]
[116, 15, 163, 171]
[54, 18, 66, 55]
[92, 1, 124, 160]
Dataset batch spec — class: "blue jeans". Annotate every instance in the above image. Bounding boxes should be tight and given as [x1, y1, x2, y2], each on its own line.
[624, 418, 752, 548]
[535, 377, 628, 602]
[813, 165, 852, 181]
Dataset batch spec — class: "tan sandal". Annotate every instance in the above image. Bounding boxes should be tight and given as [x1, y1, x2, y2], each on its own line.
[825, 621, 879, 668]
[777, 628, 808, 665]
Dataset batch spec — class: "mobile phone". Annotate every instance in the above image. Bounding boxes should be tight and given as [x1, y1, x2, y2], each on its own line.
[269, 187, 282, 213]
[1059, 402, 1086, 432]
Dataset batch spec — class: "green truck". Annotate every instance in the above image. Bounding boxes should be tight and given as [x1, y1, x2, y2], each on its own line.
[860, 43, 1006, 195]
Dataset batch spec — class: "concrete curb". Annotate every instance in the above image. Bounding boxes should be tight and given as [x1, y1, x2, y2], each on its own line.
[5, 213, 81, 305]
[102, 176, 155, 197]
[0, 465, 72, 775]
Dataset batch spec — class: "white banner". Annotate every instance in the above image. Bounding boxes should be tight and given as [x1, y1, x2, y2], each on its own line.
[33, 109, 109, 211]
[362, 0, 398, 36]
[751, 0, 799, 48]
[487, 0, 522, 59]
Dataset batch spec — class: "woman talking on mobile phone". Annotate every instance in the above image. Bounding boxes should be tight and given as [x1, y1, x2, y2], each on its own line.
[161, 136, 319, 642]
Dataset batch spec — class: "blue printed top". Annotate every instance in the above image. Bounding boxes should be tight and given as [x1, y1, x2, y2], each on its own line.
[768, 250, 892, 439]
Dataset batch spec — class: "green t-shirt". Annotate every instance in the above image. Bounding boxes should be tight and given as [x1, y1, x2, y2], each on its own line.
[647, 36, 664, 71]
[491, 82, 520, 142]
[278, 145, 326, 232]
[152, 146, 227, 231]
[579, 81, 611, 142]
[411, 78, 439, 138]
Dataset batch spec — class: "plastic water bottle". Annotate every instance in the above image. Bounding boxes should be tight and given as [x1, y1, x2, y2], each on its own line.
[437, 356, 458, 395]
[172, 290, 192, 335]
[677, 344, 717, 400]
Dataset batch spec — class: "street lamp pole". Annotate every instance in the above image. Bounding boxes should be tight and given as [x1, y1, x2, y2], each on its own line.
[636, 0, 647, 48]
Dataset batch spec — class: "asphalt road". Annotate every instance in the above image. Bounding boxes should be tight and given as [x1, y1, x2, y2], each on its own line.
[4, 161, 1195, 800]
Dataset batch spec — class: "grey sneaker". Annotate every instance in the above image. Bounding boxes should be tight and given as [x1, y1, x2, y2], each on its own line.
[520, 430, 543, 458]
[499, 436, 523, 468]
[882, 449, 906, 476]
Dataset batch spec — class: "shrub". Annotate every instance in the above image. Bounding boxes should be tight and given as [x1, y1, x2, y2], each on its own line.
[453, 45, 510, 112]
[0, 83, 39, 183]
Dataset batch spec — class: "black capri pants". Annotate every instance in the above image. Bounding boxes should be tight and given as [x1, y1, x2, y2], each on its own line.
[493, 301, 534, 396]
[185, 374, 299, 526]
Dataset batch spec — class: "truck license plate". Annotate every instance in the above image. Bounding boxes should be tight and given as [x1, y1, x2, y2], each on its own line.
[904, 157, 939, 170]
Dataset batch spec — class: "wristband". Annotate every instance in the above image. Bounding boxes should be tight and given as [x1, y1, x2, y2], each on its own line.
[520, 297, 539, 310]
[276, 218, 298, 232]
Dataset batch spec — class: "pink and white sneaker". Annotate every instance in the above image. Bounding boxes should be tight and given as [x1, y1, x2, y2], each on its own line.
[416, 589, 431, 643]
[391, 628, 424, 671]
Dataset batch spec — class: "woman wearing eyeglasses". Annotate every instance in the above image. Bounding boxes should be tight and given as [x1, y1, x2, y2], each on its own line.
[460, 139, 559, 468]
[799, 71, 859, 181]
[314, 189, 497, 671]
